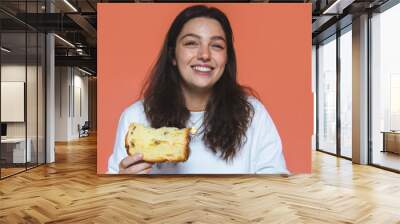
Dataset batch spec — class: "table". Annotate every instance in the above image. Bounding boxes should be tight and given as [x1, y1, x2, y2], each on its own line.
[1, 138, 32, 163]
[381, 131, 400, 154]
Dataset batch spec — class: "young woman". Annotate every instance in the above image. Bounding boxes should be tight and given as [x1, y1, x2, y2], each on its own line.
[108, 5, 288, 174]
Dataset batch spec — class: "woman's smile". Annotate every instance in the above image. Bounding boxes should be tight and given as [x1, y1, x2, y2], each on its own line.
[191, 64, 214, 76]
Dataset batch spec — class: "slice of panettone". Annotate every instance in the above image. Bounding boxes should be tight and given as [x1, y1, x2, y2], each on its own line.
[125, 123, 190, 163]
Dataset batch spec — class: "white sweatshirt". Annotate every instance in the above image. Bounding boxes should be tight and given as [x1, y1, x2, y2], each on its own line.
[107, 97, 288, 174]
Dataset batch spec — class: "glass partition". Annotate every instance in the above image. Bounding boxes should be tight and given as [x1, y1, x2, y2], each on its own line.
[38, 32, 45, 165]
[317, 35, 337, 155]
[27, 31, 38, 169]
[1, 30, 28, 177]
[371, 3, 400, 171]
[339, 27, 352, 158]
[0, 1, 46, 179]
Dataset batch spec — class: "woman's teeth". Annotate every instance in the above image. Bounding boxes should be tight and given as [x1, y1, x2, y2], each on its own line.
[193, 66, 212, 72]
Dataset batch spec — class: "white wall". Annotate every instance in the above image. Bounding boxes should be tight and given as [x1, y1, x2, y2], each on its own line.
[72, 73, 89, 138]
[55, 67, 89, 141]
[55, 66, 70, 141]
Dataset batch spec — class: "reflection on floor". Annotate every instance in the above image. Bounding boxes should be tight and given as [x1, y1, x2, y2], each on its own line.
[0, 163, 40, 178]
[0, 167, 25, 178]
[373, 150, 400, 171]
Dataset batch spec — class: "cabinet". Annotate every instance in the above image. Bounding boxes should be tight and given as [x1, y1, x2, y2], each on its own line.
[382, 131, 400, 154]
[0, 138, 32, 164]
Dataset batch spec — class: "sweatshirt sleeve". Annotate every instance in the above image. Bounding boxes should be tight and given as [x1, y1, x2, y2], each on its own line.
[107, 109, 130, 174]
[251, 99, 289, 174]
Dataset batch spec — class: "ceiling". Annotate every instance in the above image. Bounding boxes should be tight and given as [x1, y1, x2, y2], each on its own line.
[0, 0, 392, 75]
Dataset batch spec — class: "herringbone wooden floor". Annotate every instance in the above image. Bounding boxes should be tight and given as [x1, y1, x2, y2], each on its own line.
[1, 134, 400, 224]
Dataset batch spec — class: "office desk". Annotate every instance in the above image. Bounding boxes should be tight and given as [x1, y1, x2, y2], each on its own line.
[1, 138, 31, 163]
[381, 131, 400, 154]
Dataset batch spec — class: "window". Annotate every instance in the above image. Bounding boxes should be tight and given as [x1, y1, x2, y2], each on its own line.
[317, 35, 337, 154]
[371, 2, 400, 171]
[339, 27, 352, 158]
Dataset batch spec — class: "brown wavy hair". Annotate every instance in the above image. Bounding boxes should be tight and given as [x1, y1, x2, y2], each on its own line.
[141, 5, 256, 162]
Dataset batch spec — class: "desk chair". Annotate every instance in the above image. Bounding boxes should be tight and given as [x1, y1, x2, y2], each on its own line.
[78, 121, 90, 138]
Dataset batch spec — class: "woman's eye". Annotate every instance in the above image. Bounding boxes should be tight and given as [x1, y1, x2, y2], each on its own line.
[212, 44, 225, 50]
[184, 41, 198, 46]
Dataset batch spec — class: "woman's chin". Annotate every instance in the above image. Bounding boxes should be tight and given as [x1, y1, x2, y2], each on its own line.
[189, 83, 213, 92]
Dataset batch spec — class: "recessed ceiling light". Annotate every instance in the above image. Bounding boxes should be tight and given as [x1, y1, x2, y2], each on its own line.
[1, 47, 11, 53]
[77, 67, 93, 76]
[54, 34, 75, 48]
[323, 0, 355, 15]
[63, 0, 78, 12]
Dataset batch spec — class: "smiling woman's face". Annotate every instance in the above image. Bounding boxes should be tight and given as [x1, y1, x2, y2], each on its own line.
[174, 17, 228, 92]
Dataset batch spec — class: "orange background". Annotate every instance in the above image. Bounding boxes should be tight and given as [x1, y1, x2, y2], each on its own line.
[97, 3, 312, 174]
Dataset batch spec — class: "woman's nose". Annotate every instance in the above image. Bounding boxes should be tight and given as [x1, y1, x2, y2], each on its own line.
[197, 45, 211, 61]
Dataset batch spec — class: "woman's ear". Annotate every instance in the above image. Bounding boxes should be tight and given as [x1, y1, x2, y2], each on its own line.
[172, 59, 177, 66]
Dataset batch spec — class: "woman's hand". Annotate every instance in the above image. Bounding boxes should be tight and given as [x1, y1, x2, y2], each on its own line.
[119, 153, 153, 174]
